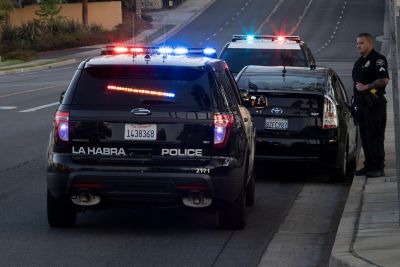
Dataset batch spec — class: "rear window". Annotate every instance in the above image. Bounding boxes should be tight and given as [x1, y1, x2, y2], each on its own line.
[220, 48, 307, 73]
[237, 74, 325, 92]
[72, 66, 213, 110]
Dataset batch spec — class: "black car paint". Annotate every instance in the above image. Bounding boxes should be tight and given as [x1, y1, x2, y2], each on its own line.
[236, 66, 357, 170]
[47, 56, 255, 210]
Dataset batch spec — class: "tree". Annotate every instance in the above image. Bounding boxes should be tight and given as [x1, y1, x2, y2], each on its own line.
[82, 0, 88, 26]
[0, 0, 15, 26]
[35, 0, 62, 22]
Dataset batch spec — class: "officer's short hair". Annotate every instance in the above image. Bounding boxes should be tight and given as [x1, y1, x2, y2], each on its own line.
[357, 33, 373, 42]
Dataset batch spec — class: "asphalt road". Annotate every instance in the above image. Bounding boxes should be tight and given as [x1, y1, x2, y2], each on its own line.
[0, 0, 387, 266]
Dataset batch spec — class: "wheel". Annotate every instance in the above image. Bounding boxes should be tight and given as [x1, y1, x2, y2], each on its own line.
[329, 143, 348, 182]
[246, 168, 255, 207]
[219, 189, 246, 230]
[47, 191, 77, 227]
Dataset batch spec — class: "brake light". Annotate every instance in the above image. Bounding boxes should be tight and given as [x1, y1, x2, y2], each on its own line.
[54, 111, 69, 142]
[214, 113, 235, 148]
[322, 96, 338, 129]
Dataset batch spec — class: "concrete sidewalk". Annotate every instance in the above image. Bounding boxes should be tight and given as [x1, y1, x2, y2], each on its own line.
[0, 0, 215, 75]
[330, 82, 400, 266]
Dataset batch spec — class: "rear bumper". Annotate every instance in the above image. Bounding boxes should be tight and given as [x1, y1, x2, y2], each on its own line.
[255, 137, 343, 167]
[47, 154, 245, 207]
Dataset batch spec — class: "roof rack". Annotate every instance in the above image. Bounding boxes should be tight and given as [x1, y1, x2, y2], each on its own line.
[231, 35, 302, 43]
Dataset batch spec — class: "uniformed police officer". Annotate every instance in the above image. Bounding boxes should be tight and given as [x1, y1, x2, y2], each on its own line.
[352, 33, 389, 177]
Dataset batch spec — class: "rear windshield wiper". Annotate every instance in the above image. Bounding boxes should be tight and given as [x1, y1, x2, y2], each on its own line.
[140, 98, 176, 104]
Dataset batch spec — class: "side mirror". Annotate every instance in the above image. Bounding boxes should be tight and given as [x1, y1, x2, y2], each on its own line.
[60, 91, 66, 103]
[239, 89, 250, 102]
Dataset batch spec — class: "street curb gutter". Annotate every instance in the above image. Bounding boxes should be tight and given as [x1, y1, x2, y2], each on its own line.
[0, 58, 77, 76]
[329, 176, 376, 267]
[151, 0, 217, 45]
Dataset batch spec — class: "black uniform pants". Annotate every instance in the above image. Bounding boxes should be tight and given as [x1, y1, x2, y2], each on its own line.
[359, 97, 387, 171]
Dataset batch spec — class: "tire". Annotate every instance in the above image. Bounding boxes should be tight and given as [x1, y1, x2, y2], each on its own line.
[219, 189, 246, 230]
[47, 191, 77, 227]
[329, 143, 348, 182]
[246, 169, 255, 207]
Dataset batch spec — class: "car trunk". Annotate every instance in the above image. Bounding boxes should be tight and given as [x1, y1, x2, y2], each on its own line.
[251, 90, 325, 157]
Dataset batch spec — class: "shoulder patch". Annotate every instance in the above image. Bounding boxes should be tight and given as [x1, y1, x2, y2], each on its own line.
[376, 58, 385, 66]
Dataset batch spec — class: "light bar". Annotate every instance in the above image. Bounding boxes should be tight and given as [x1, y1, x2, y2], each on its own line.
[101, 46, 217, 58]
[232, 35, 301, 43]
[107, 85, 175, 98]
[158, 46, 173, 54]
[174, 47, 189, 55]
[203, 47, 216, 55]
[246, 35, 255, 41]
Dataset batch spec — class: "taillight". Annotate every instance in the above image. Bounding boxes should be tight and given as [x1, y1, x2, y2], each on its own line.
[322, 96, 338, 129]
[54, 111, 69, 142]
[214, 113, 235, 148]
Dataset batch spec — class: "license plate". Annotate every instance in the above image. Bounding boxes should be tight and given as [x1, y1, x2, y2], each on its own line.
[124, 124, 157, 140]
[265, 118, 288, 130]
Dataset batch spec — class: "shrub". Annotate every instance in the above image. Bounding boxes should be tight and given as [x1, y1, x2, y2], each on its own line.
[17, 20, 45, 42]
[89, 24, 103, 34]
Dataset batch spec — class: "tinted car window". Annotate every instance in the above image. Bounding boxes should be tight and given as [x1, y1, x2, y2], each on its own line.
[72, 66, 213, 110]
[220, 48, 307, 73]
[237, 74, 325, 92]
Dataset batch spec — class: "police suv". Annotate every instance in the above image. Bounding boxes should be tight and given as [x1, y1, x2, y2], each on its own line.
[219, 35, 316, 75]
[46, 46, 255, 229]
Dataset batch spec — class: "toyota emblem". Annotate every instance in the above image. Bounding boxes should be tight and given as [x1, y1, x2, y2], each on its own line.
[271, 107, 284, 115]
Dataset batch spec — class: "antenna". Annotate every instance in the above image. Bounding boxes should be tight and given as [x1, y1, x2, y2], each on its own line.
[161, 14, 169, 62]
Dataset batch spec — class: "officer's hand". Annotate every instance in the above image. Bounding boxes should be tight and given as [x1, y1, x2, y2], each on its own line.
[356, 82, 368, 91]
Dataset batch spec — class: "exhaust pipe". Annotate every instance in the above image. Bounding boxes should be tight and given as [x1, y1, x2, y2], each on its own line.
[182, 191, 212, 208]
[71, 190, 101, 206]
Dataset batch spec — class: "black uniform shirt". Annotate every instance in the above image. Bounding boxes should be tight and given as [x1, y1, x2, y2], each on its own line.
[352, 49, 389, 96]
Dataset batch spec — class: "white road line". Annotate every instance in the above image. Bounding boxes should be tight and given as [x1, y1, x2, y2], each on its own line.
[256, 0, 285, 33]
[288, 0, 313, 35]
[19, 102, 59, 113]
[219, 27, 223, 31]
[0, 82, 68, 88]
[0, 83, 68, 99]
[0, 106, 17, 110]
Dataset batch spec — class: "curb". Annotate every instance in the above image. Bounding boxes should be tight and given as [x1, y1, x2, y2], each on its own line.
[329, 176, 377, 267]
[150, 0, 216, 45]
[0, 58, 77, 76]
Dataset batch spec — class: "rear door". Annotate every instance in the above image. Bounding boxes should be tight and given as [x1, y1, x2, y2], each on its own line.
[68, 65, 215, 167]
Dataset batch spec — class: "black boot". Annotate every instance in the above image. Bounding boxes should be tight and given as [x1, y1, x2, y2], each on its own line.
[366, 170, 385, 178]
[355, 167, 368, 176]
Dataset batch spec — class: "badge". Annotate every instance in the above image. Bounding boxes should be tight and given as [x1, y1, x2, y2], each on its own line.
[379, 67, 386, 72]
[376, 58, 385, 66]
[364, 60, 370, 67]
